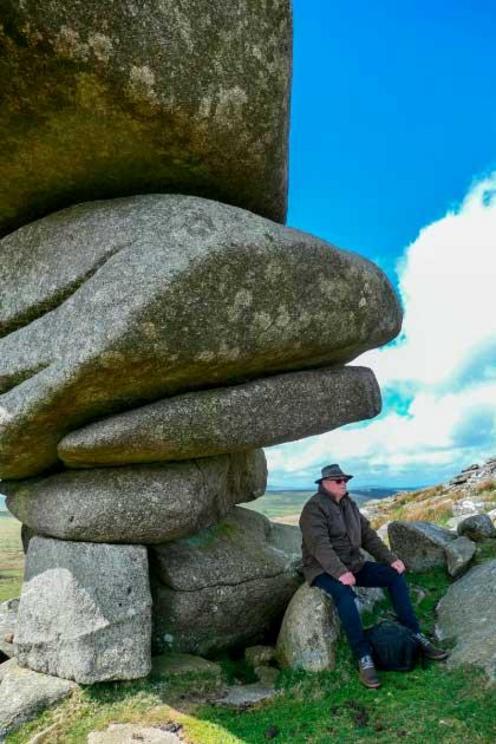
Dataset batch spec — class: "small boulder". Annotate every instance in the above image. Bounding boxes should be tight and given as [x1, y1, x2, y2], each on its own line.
[0, 598, 19, 658]
[253, 666, 279, 687]
[150, 653, 223, 685]
[0, 660, 76, 739]
[436, 559, 496, 683]
[276, 583, 340, 672]
[457, 514, 496, 542]
[388, 521, 457, 572]
[245, 645, 276, 667]
[215, 683, 279, 708]
[15, 537, 152, 684]
[444, 536, 476, 578]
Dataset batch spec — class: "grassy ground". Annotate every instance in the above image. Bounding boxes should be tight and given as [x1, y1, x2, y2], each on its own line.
[0, 513, 23, 602]
[7, 560, 496, 743]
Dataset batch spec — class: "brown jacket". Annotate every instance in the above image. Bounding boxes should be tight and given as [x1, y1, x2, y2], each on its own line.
[299, 487, 398, 584]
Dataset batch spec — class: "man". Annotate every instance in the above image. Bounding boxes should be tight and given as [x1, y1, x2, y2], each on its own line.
[299, 463, 448, 688]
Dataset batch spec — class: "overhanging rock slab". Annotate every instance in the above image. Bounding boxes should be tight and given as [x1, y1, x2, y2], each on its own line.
[5, 450, 266, 543]
[58, 365, 381, 467]
[0, 0, 291, 236]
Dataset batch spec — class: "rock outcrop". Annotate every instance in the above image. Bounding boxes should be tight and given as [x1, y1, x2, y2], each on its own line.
[362, 455, 496, 529]
[2, 0, 403, 692]
[0, 0, 291, 237]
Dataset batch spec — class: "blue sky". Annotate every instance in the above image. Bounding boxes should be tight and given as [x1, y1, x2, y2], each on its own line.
[267, 1, 496, 489]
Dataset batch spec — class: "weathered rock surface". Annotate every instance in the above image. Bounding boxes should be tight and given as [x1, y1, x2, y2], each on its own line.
[388, 521, 457, 572]
[87, 724, 182, 744]
[151, 507, 302, 655]
[0, 598, 18, 658]
[444, 536, 476, 578]
[0, 657, 17, 684]
[15, 537, 152, 684]
[215, 683, 280, 708]
[150, 653, 223, 684]
[5, 450, 266, 543]
[0, 659, 76, 739]
[436, 559, 496, 683]
[0, 195, 402, 479]
[245, 645, 276, 667]
[0, 0, 291, 237]
[457, 514, 496, 541]
[58, 365, 381, 467]
[276, 583, 340, 672]
[253, 665, 279, 687]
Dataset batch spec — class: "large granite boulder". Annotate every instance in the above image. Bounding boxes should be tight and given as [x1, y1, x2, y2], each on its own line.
[0, 660, 76, 739]
[0, 0, 291, 237]
[436, 560, 496, 683]
[457, 514, 496, 541]
[276, 583, 340, 672]
[58, 365, 381, 467]
[0, 195, 402, 479]
[388, 521, 457, 572]
[150, 507, 303, 655]
[4, 450, 266, 543]
[14, 537, 152, 683]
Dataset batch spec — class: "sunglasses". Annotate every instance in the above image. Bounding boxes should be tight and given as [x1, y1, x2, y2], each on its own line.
[331, 479, 347, 484]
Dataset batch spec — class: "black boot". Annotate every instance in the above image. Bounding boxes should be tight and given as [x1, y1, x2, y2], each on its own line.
[358, 654, 381, 688]
[414, 632, 449, 660]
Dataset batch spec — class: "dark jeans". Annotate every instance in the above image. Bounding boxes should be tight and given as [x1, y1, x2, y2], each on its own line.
[312, 561, 420, 660]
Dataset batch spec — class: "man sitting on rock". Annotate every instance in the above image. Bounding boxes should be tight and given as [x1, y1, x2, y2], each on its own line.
[299, 464, 448, 688]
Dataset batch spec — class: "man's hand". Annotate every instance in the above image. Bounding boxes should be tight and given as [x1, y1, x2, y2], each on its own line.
[338, 571, 356, 586]
[391, 559, 406, 574]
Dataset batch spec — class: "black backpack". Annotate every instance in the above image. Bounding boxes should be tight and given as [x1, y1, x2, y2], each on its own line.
[364, 620, 423, 672]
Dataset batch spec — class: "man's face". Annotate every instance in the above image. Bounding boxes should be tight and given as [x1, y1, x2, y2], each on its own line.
[321, 477, 348, 500]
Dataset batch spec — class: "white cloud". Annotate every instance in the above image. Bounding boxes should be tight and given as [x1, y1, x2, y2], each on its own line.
[267, 172, 496, 488]
[362, 173, 496, 388]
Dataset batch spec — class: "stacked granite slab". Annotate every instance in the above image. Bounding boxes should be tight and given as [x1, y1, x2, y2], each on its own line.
[1, 1, 402, 684]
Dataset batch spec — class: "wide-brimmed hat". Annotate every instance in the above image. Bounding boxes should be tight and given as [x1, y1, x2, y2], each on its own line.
[315, 463, 353, 484]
